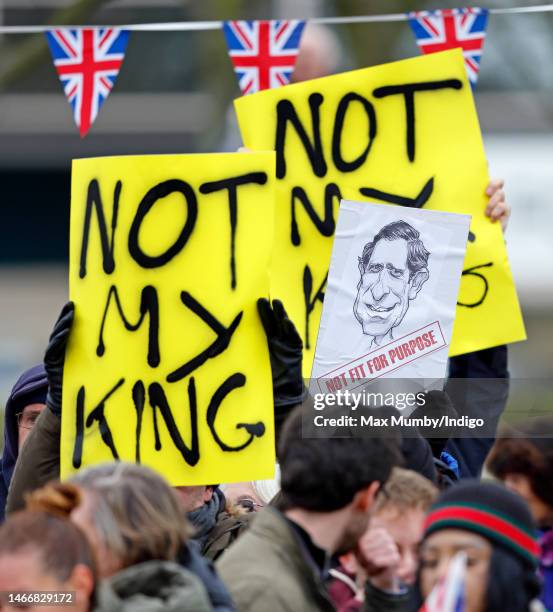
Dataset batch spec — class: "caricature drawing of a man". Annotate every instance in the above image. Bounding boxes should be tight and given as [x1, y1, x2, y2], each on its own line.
[353, 220, 430, 347]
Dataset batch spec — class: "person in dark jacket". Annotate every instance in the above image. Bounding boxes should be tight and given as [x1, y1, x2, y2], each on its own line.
[217, 403, 404, 612]
[0, 364, 48, 521]
[442, 178, 512, 478]
[445, 345, 509, 478]
[177, 540, 233, 611]
[176, 485, 251, 561]
[5, 303, 74, 517]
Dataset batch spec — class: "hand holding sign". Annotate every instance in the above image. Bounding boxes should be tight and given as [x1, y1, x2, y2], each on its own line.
[45, 302, 74, 417]
[257, 298, 305, 434]
[485, 178, 510, 231]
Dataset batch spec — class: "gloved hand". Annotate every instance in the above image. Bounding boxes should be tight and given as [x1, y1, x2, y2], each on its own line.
[257, 298, 305, 409]
[44, 301, 75, 417]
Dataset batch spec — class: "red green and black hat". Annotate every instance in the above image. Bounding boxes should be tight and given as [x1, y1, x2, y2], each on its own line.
[424, 480, 540, 568]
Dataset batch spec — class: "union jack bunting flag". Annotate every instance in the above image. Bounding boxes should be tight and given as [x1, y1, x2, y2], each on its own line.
[223, 20, 306, 95]
[408, 8, 489, 87]
[46, 28, 130, 137]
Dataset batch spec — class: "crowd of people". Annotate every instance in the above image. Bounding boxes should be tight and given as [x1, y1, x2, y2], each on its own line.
[0, 180, 551, 612]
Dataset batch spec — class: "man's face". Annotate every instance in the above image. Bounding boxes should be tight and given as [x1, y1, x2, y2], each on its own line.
[17, 403, 46, 449]
[335, 508, 371, 556]
[371, 506, 427, 585]
[354, 239, 414, 339]
[334, 483, 380, 555]
[173, 486, 213, 513]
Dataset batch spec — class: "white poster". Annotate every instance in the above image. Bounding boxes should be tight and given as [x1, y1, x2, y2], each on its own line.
[311, 200, 470, 395]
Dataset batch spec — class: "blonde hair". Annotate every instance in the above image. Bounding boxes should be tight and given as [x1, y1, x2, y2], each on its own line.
[374, 467, 438, 515]
[28, 462, 191, 568]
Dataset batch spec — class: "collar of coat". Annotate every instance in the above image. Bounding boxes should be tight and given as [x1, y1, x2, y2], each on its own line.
[251, 507, 334, 597]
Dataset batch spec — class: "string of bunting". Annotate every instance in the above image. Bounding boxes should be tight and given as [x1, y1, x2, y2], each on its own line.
[2, 3, 551, 137]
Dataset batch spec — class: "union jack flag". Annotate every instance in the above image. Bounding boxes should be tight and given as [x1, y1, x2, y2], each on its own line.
[419, 551, 467, 612]
[223, 20, 306, 95]
[408, 8, 489, 87]
[46, 28, 130, 137]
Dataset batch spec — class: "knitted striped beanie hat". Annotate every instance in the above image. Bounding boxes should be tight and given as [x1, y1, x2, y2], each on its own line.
[424, 480, 540, 568]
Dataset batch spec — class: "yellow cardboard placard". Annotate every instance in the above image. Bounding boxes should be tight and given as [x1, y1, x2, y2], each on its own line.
[62, 153, 276, 485]
[236, 50, 525, 374]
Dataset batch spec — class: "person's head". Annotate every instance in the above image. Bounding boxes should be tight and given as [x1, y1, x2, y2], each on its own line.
[418, 481, 541, 612]
[0, 511, 95, 612]
[278, 404, 401, 554]
[16, 403, 46, 448]
[291, 24, 341, 82]
[2, 365, 47, 469]
[354, 221, 430, 340]
[27, 462, 192, 578]
[221, 482, 264, 512]
[487, 418, 553, 527]
[222, 467, 281, 512]
[173, 485, 215, 513]
[1, 365, 48, 522]
[363, 468, 438, 585]
[7, 365, 48, 450]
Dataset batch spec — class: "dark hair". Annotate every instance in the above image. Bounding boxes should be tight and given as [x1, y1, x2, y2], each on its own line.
[0, 510, 97, 583]
[277, 404, 402, 512]
[487, 418, 553, 508]
[411, 544, 541, 611]
[360, 220, 430, 278]
[485, 546, 542, 611]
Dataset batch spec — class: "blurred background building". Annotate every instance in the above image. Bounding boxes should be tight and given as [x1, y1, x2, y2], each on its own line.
[1, 0, 552, 419]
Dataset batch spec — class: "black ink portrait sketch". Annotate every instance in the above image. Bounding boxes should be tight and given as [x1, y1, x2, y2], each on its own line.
[353, 220, 430, 347]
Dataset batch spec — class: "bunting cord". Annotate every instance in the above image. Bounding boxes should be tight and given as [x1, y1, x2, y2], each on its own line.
[0, 3, 551, 34]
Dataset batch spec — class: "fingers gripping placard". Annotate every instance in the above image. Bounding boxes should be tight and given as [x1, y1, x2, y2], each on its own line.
[62, 153, 276, 485]
[235, 49, 525, 374]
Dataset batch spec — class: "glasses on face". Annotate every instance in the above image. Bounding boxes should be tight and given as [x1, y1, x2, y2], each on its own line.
[237, 498, 264, 513]
[16, 410, 41, 431]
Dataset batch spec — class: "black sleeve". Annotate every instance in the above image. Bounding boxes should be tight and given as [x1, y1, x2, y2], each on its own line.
[178, 540, 236, 612]
[362, 581, 410, 612]
[444, 345, 509, 477]
[448, 345, 508, 379]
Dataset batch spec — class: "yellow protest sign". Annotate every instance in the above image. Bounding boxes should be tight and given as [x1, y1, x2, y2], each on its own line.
[62, 153, 276, 485]
[236, 49, 525, 374]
